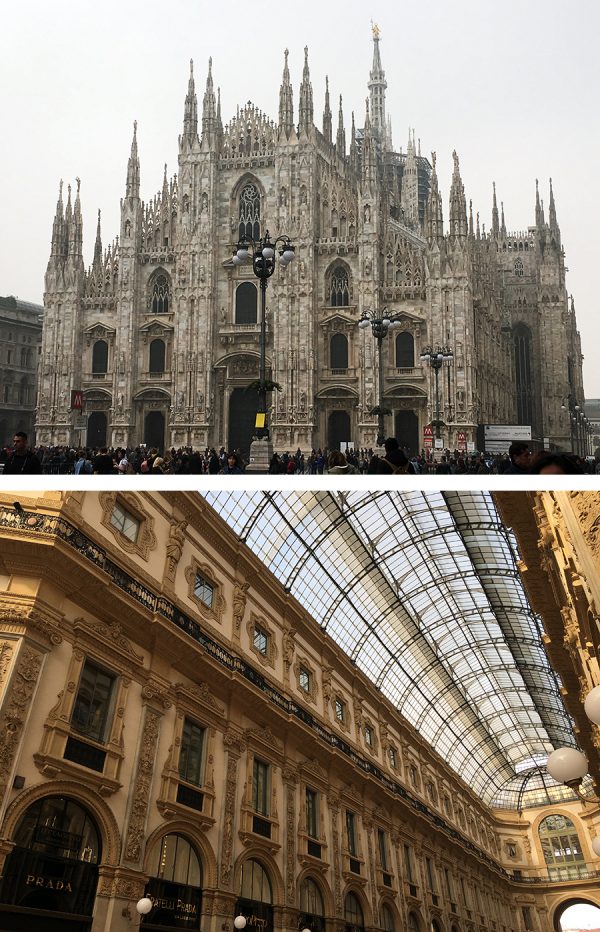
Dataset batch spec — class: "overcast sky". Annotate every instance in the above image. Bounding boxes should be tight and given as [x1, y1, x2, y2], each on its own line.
[2, 0, 600, 395]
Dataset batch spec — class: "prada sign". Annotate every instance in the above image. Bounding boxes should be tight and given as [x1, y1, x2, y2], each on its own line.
[143, 879, 202, 928]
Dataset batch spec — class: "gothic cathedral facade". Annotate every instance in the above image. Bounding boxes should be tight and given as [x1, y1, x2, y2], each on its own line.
[37, 31, 584, 455]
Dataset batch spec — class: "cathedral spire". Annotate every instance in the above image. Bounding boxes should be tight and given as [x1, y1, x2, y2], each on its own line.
[299, 46, 314, 136]
[469, 199, 474, 237]
[93, 208, 103, 267]
[425, 151, 444, 243]
[368, 21, 387, 143]
[336, 94, 346, 155]
[500, 201, 506, 237]
[126, 121, 140, 199]
[69, 177, 83, 259]
[51, 179, 65, 258]
[182, 58, 198, 142]
[350, 110, 358, 170]
[201, 57, 218, 149]
[492, 181, 499, 237]
[449, 150, 468, 239]
[549, 177, 560, 241]
[362, 98, 376, 188]
[278, 48, 294, 138]
[322, 76, 332, 143]
[401, 129, 419, 228]
[535, 178, 544, 227]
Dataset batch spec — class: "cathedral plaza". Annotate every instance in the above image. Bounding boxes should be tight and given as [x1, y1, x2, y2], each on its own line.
[0, 489, 599, 932]
[34, 28, 585, 459]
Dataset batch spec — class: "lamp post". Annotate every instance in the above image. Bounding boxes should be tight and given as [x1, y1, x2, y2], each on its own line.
[233, 230, 295, 465]
[420, 346, 454, 449]
[358, 309, 402, 446]
[561, 395, 583, 455]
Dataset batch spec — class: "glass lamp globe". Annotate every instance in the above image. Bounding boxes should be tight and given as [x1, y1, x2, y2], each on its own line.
[282, 248, 295, 262]
[301, 927, 312, 932]
[359, 319, 371, 329]
[232, 255, 243, 266]
[546, 747, 588, 783]
[236, 248, 249, 261]
[584, 685, 600, 725]
[262, 246, 275, 259]
[136, 898, 153, 916]
[382, 318, 391, 328]
[592, 836, 600, 858]
[234, 917, 247, 930]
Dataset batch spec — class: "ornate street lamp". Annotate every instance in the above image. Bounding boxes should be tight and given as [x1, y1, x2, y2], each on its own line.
[561, 395, 584, 455]
[358, 309, 402, 446]
[233, 230, 295, 460]
[545, 684, 600, 806]
[420, 346, 454, 447]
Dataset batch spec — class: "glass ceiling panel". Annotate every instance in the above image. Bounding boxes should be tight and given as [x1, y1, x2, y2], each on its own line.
[204, 491, 578, 808]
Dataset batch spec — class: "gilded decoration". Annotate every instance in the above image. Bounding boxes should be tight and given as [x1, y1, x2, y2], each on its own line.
[99, 491, 157, 561]
[184, 558, 226, 625]
[0, 645, 43, 802]
[123, 705, 162, 863]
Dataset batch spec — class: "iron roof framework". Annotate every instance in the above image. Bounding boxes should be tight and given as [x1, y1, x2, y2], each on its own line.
[204, 490, 580, 808]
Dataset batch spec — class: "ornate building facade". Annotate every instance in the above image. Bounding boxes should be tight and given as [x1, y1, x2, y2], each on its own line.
[36, 31, 584, 454]
[0, 491, 599, 932]
[0, 296, 43, 446]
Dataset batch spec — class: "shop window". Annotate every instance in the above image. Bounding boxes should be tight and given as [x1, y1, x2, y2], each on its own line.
[344, 892, 365, 932]
[142, 834, 202, 928]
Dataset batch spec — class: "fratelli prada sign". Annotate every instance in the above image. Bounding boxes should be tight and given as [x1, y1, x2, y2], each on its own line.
[147, 894, 198, 917]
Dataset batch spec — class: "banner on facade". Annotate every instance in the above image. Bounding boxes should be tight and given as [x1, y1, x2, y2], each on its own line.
[71, 390, 84, 411]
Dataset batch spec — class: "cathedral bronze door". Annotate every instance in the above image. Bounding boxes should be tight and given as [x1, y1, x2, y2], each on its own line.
[144, 411, 165, 451]
[328, 411, 352, 450]
[228, 388, 258, 459]
[395, 410, 418, 456]
[86, 412, 107, 449]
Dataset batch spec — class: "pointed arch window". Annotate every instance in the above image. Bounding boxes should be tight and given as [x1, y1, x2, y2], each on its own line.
[331, 265, 350, 306]
[239, 183, 261, 241]
[514, 258, 524, 277]
[395, 332, 415, 368]
[330, 333, 349, 370]
[92, 340, 108, 375]
[514, 323, 533, 426]
[150, 273, 171, 314]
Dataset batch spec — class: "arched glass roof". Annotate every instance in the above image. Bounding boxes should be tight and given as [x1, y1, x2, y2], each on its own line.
[204, 490, 579, 807]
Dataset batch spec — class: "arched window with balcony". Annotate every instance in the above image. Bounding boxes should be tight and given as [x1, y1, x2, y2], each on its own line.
[235, 282, 258, 325]
[149, 339, 166, 375]
[239, 183, 261, 242]
[395, 332, 415, 368]
[330, 265, 350, 307]
[92, 340, 108, 375]
[538, 814, 585, 880]
[150, 272, 171, 315]
[330, 333, 349, 370]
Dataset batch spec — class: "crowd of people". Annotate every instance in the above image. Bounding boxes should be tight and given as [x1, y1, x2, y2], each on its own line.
[1, 432, 597, 477]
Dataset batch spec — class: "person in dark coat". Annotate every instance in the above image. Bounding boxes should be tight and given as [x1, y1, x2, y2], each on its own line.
[3, 432, 42, 474]
[367, 437, 412, 475]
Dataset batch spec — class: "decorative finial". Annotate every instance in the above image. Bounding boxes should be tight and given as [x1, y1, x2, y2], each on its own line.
[98, 208, 101, 222]
[133, 119, 137, 136]
[452, 149, 459, 170]
[76, 177, 81, 193]
[304, 45, 309, 62]
[208, 56, 212, 72]
[284, 47, 289, 63]
[431, 151, 437, 169]
[190, 58, 194, 75]
[59, 179, 63, 197]
[371, 20, 381, 39]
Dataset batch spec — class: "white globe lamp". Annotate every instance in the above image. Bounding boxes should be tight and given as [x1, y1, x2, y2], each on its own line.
[584, 685, 600, 725]
[282, 248, 295, 263]
[546, 747, 588, 783]
[234, 916, 247, 930]
[262, 246, 275, 259]
[136, 897, 153, 916]
[592, 836, 600, 858]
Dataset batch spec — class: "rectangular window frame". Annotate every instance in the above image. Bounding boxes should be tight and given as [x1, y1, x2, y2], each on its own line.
[306, 786, 319, 839]
[178, 717, 206, 787]
[252, 757, 270, 816]
[70, 659, 117, 745]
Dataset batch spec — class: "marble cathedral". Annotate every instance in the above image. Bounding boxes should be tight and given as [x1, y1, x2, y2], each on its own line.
[37, 29, 584, 455]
